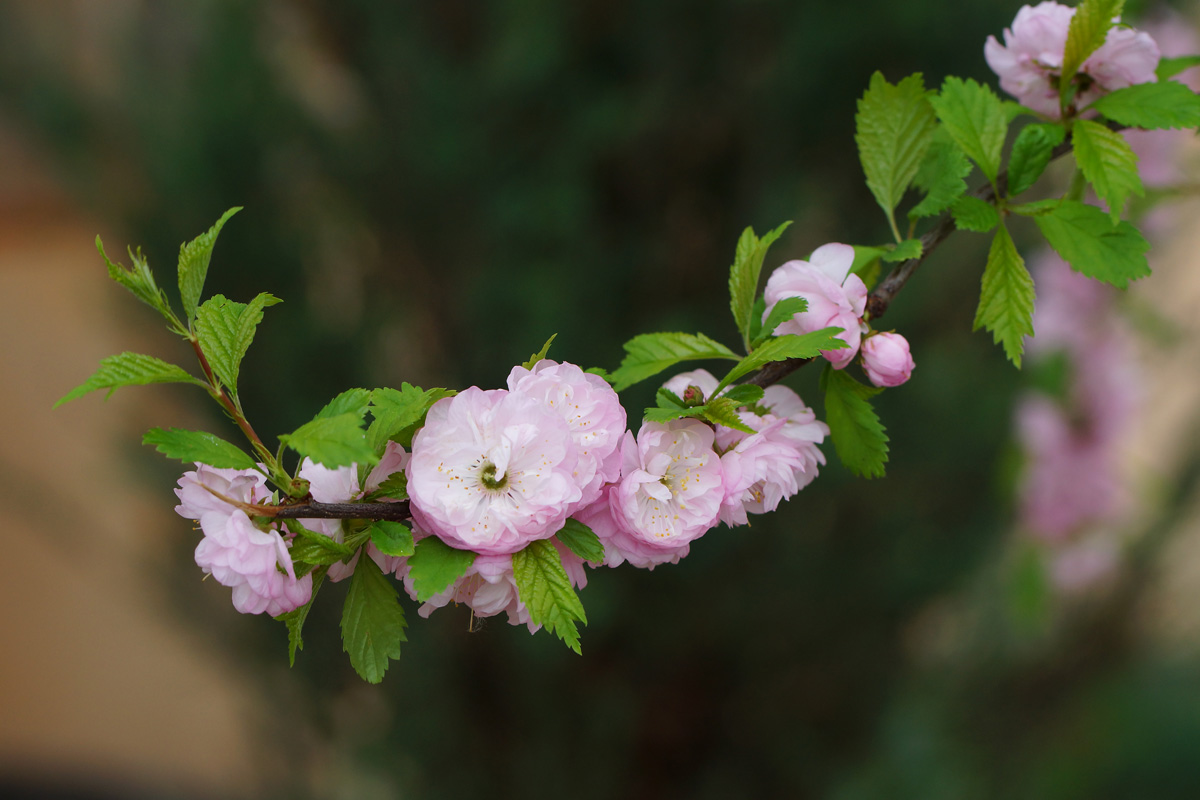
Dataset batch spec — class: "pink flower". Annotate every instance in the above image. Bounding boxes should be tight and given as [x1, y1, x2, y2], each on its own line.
[406, 387, 582, 555]
[762, 243, 867, 369]
[507, 359, 626, 507]
[194, 509, 312, 616]
[175, 464, 271, 520]
[574, 492, 690, 569]
[985, 2, 1159, 118]
[861, 331, 914, 387]
[661, 369, 721, 403]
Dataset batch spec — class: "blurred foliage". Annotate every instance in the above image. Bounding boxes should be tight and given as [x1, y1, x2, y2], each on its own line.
[4, 0, 1200, 798]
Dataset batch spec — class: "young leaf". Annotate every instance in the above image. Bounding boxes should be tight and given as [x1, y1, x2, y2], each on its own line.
[513, 539, 587, 654]
[1033, 200, 1150, 289]
[178, 207, 241, 326]
[368, 471, 408, 501]
[753, 296, 809, 347]
[908, 133, 972, 219]
[368, 520, 415, 557]
[950, 196, 1000, 233]
[367, 384, 455, 452]
[279, 412, 378, 468]
[642, 405, 703, 424]
[1091, 81, 1200, 129]
[1157, 55, 1200, 81]
[728, 222, 792, 347]
[974, 224, 1035, 367]
[1072, 119, 1142, 223]
[277, 569, 325, 667]
[143, 427, 258, 470]
[408, 537, 476, 603]
[316, 388, 372, 422]
[285, 520, 357, 566]
[193, 292, 281, 393]
[340, 555, 407, 684]
[715, 328, 847, 394]
[1006, 123, 1066, 197]
[882, 239, 923, 263]
[555, 519, 605, 563]
[821, 365, 888, 479]
[854, 72, 938, 237]
[1061, 0, 1126, 95]
[522, 333, 558, 369]
[610, 332, 740, 392]
[56, 352, 205, 407]
[720, 383, 764, 407]
[96, 238, 172, 318]
[701, 397, 757, 434]
[929, 77, 1008, 184]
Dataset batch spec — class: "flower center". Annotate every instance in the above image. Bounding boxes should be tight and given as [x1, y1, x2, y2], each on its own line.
[480, 462, 508, 491]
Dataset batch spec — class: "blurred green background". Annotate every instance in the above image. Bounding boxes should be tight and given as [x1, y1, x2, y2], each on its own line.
[3, 1, 1199, 798]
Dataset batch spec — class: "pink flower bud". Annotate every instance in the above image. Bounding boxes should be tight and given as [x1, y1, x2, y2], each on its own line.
[860, 332, 914, 388]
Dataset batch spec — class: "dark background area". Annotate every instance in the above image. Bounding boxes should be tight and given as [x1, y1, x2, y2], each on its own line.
[2, 1, 1199, 798]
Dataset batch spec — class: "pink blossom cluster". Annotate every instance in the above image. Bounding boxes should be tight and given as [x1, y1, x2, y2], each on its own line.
[985, 1, 1159, 118]
[761, 242, 915, 387]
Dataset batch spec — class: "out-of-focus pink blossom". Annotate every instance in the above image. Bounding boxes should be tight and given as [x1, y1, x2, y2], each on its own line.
[985, 2, 1159, 118]
[507, 359, 626, 507]
[194, 509, 312, 616]
[1050, 536, 1119, 594]
[407, 387, 582, 555]
[763, 243, 867, 369]
[175, 464, 271, 520]
[861, 331, 915, 388]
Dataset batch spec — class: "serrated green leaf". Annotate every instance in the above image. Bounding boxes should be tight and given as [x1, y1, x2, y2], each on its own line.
[1061, 0, 1126, 96]
[974, 224, 1035, 367]
[56, 352, 205, 407]
[850, 246, 888, 286]
[368, 471, 408, 501]
[194, 292, 281, 393]
[285, 519, 356, 566]
[316, 388, 372, 422]
[178, 207, 241, 325]
[280, 412, 377, 468]
[929, 77, 1008, 184]
[821, 364, 888, 479]
[1007, 123, 1067, 197]
[1003, 101, 1036, 123]
[340, 555, 406, 684]
[408, 537, 476, 603]
[369, 521, 415, 557]
[721, 384, 764, 407]
[1009, 199, 1064, 217]
[96, 237, 173, 318]
[367, 384, 455, 452]
[882, 239, 923, 263]
[656, 387, 686, 409]
[746, 296, 767, 344]
[513, 539, 587, 654]
[855, 72, 939, 237]
[1091, 81, 1200, 129]
[754, 296, 809, 346]
[701, 397, 757, 434]
[1157, 55, 1200, 81]
[951, 196, 1001, 233]
[728, 222, 792, 348]
[642, 405, 703, 424]
[715, 328, 847, 394]
[1033, 200, 1150, 289]
[555, 519, 605, 563]
[908, 133, 972, 219]
[610, 332, 739, 392]
[522, 333, 558, 369]
[1072, 119, 1142, 222]
[143, 427, 258, 470]
[278, 569, 325, 667]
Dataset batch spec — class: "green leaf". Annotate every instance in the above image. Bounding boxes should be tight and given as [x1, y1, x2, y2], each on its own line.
[340, 555, 406, 684]
[367, 384, 455, 452]
[369, 521, 415, 557]
[522, 334, 558, 369]
[408, 537, 476, 603]
[513, 539, 587, 654]
[855, 72, 939, 235]
[1091, 81, 1200, 129]
[143, 427, 258, 470]
[821, 365, 889, 479]
[1009, 198, 1065, 217]
[882, 239, 922, 263]
[715, 328, 847, 394]
[1007, 123, 1066, 197]
[1157, 55, 1200, 81]
[279, 412, 378, 468]
[285, 520, 356, 566]
[368, 471, 408, 501]
[1003, 101, 1036, 123]
[728, 222, 792, 347]
[950, 196, 1000, 233]
[610, 332, 740, 392]
[656, 387, 686, 408]
[720, 384, 764, 407]
[1072, 119, 1142, 223]
[56, 352, 205, 407]
[929, 77, 1008, 184]
[96, 238, 172, 318]
[316, 388, 372, 422]
[1061, 0, 1126, 95]
[1033, 200, 1150, 289]
[278, 569, 325, 667]
[908, 133, 972, 219]
[850, 246, 888, 288]
[701, 397, 757, 434]
[974, 224, 1035, 367]
[555, 519, 605, 563]
[754, 296, 809, 346]
[193, 292, 281, 393]
[178, 207, 241, 326]
[746, 296, 768, 344]
[642, 405, 702, 424]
